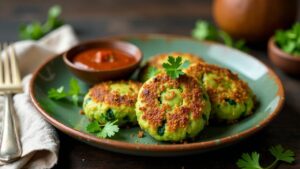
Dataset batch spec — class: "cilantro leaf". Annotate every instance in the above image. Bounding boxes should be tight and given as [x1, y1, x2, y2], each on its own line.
[69, 78, 81, 94]
[237, 152, 263, 169]
[162, 56, 190, 79]
[19, 22, 44, 40]
[86, 121, 101, 133]
[275, 22, 300, 56]
[43, 5, 63, 33]
[219, 30, 249, 51]
[48, 86, 67, 100]
[145, 66, 160, 80]
[192, 20, 218, 40]
[71, 94, 79, 106]
[20, 5, 64, 40]
[48, 5, 61, 19]
[86, 120, 119, 139]
[269, 145, 295, 163]
[192, 20, 249, 52]
[69, 78, 81, 106]
[236, 145, 295, 169]
[97, 120, 119, 138]
[47, 78, 82, 106]
[219, 30, 233, 47]
[234, 39, 249, 52]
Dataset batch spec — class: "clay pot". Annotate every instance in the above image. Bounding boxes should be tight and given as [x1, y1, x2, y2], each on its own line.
[213, 0, 297, 42]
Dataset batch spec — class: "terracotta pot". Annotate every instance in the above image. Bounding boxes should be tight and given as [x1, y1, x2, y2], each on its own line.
[268, 37, 300, 76]
[213, 0, 297, 42]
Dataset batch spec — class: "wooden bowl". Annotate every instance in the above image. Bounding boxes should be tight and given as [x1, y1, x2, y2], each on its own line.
[268, 37, 300, 75]
[63, 40, 142, 84]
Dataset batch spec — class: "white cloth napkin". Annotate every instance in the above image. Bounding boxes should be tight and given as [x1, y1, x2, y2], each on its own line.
[0, 25, 79, 169]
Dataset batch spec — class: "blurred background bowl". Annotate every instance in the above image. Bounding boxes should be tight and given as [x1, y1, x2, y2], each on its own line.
[213, 0, 298, 42]
[268, 37, 300, 75]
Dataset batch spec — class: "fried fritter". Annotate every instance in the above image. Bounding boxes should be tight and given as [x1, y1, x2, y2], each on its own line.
[83, 80, 142, 125]
[185, 63, 255, 123]
[136, 73, 211, 141]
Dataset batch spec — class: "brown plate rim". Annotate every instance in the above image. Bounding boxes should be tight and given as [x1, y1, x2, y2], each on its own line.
[29, 34, 285, 153]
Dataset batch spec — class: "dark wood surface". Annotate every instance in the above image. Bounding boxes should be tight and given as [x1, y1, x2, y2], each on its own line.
[1, 0, 300, 168]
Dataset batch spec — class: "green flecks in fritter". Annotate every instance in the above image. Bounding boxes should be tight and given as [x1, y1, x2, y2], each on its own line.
[123, 115, 130, 122]
[203, 94, 208, 100]
[157, 122, 166, 136]
[202, 113, 208, 122]
[105, 109, 115, 121]
[225, 98, 237, 106]
[241, 103, 248, 117]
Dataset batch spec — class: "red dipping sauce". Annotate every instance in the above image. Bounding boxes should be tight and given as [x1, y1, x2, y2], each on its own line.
[72, 48, 137, 70]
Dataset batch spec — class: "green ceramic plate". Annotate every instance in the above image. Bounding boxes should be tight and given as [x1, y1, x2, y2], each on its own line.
[30, 34, 284, 156]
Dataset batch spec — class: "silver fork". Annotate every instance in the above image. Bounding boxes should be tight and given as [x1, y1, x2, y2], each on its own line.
[0, 43, 22, 163]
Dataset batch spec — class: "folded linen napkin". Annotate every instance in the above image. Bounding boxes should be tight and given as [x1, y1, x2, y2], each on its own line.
[0, 25, 79, 169]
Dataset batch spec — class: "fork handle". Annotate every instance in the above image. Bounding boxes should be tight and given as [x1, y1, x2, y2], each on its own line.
[0, 94, 22, 162]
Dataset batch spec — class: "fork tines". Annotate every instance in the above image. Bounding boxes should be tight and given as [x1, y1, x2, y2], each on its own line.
[0, 43, 22, 94]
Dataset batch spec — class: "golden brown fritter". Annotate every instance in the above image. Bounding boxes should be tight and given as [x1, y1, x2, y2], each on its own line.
[89, 80, 142, 107]
[83, 80, 142, 125]
[136, 73, 211, 141]
[185, 63, 255, 122]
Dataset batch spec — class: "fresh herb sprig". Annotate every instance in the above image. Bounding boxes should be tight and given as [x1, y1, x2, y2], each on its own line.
[145, 66, 160, 80]
[162, 56, 190, 79]
[192, 20, 249, 51]
[48, 78, 82, 106]
[275, 22, 300, 56]
[86, 120, 119, 138]
[20, 5, 64, 40]
[237, 145, 295, 169]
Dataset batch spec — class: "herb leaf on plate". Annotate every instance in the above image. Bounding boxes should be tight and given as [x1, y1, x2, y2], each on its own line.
[162, 56, 190, 79]
[86, 121, 101, 133]
[97, 120, 119, 138]
[48, 86, 68, 100]
[47, 78, 82, 106]
[86, 120, 119, 138]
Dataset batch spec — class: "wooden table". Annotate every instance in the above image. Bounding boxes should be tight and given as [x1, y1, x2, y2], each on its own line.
[1, 0, 300, 168]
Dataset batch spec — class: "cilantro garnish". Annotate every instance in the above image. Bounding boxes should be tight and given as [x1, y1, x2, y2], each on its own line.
[20, 5, 64, 40]
[192, 20, 249, 51]
[237, 145, 295, 169]
[48, 78, 82, 106]
[86, 120, 119, 138]
[145, 66, 160, 80]
[192, 20, 219, 41]
[162, 56, 190, 79]
[275, 22, 300, 56]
